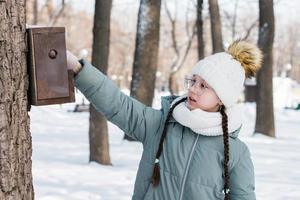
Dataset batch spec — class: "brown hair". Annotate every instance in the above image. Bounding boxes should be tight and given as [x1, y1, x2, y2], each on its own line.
[151, 97, 230, 200]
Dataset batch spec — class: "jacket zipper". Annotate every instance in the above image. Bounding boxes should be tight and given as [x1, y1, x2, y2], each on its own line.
[178, 134, 199, 200]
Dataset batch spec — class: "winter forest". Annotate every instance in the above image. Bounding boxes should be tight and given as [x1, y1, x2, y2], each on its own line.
[1, 0, 300, 199]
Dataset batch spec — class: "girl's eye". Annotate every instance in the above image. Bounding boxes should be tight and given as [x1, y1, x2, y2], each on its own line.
[201, 83, 208, 89]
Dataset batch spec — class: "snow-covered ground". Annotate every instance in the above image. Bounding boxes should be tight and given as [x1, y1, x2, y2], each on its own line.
[30, 87, 300, 200]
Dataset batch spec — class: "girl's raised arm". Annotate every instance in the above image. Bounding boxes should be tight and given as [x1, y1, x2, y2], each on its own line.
[73, 59, 163, 144]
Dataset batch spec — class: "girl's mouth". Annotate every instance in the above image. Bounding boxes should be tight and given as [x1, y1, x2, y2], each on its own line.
[188, 96, 196, 102]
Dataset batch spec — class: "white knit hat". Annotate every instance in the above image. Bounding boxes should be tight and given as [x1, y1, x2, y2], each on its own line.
[191, 40, 263, 108]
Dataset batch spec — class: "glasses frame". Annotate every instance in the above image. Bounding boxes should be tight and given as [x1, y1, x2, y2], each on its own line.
[184, 75, 212, 96]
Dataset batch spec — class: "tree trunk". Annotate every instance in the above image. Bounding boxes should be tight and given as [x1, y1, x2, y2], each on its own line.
[126, 0, 161, 141]
[130, 0, 161, 106]
[33, 0, 38, 25]
[89, 0, 112, 165]
[245, 84, 256, 102]
[197, 0, 205, 60]
[165, 1, 197, 96]
[168, 72, 179, 96]
[0, 1, 34, 199]
[208, 0, 224, 53]
[255, 0, 275, 137]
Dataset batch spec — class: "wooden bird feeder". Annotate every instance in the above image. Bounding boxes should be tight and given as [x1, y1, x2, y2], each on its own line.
[26, 27, 75, 109]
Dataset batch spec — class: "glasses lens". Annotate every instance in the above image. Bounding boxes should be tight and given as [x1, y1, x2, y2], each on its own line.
[184, 76, 206, 96]
[184, 78, 191, 90]
[184, 75, 193, 90]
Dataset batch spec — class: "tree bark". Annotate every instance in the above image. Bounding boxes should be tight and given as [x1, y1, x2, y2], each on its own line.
[126, 0, 161, 140]
[0, 1, 34, 199]
[197, 0, 205, 60]
[255, 0, 275, 137]
[130, 0, 161, 106]
[208, 0, 224, 53]
[89, 0, 112, 165]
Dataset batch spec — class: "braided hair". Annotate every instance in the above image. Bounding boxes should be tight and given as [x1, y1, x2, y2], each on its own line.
[151, 97, 231, 200]
[151, 97, 187, 186]
[220, 104, 230, 199]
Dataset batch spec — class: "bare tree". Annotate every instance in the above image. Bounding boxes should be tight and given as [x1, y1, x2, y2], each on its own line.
[222, 0, 258, 41]
[25, 0, 38, 25]
[208, 0, 224, 53]
[89, 0, 112, 164]
[34, 0, 65, 26]
[221, 0, 260, 102]
[130, 0, 161, 105]
[197, 0, 205, 60]
[164, 0, 197, 95]
[33, 0, 38, 24]
[242, 19, 259, 40]
[47, 0, 66, 26]
[255, 0, 275, 137]
[126, 0, 161, 140]
[0, 1, 34, 199]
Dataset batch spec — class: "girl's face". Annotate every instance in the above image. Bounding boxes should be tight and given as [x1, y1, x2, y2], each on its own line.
[186, 75, 222, 112]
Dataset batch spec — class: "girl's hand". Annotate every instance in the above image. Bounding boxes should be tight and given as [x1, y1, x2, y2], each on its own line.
[66, 50, 82, 75]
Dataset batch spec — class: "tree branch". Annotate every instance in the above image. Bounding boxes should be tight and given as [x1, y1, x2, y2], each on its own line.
[48, 0, 66, 26]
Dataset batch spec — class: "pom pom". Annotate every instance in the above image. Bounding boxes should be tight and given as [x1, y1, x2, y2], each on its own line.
[227, 39, 263, 78]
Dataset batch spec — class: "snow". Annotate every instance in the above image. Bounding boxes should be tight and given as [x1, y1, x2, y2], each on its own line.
[241, 103, 300, 200]
[273, 77, 300, 108]
[30, 87, 300, 199]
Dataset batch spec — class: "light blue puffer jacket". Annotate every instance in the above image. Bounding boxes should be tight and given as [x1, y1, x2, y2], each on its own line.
[74, 59, 256, 200]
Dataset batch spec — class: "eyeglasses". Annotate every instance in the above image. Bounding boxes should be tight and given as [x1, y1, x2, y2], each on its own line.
[184, 75, 210, 96]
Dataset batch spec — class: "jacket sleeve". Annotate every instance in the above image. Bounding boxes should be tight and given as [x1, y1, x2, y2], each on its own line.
[74, 59, 163, 144]
[228, 145, 256, 200]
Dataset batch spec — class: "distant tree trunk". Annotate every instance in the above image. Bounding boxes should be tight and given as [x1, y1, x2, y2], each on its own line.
[168, 74, 179, 95]
[126, 0, 161, 141]
[255, 0, 275, 137]
[89, 0, 112, 165]
[230, 0, 239, 41]
[130, 0, 161, 105]
[0, 1, 34, 199]
[208, 0, 224, 53]
[197, 0, 205, 60]
[244, 18, 259, 102]
[245, 83, 256, 102]
[33, 0, 38, 24]
[165, 1, 197, 96]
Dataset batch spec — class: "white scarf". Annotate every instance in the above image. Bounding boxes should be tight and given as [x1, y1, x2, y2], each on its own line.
[171, 94, 242, 136]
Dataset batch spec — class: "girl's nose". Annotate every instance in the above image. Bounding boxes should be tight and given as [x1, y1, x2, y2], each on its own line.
[188, 84, 204, 96]
[189, 84, 197, 93]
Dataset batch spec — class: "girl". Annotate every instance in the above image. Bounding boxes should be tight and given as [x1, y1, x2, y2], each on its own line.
[67, 40, 262, 200]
